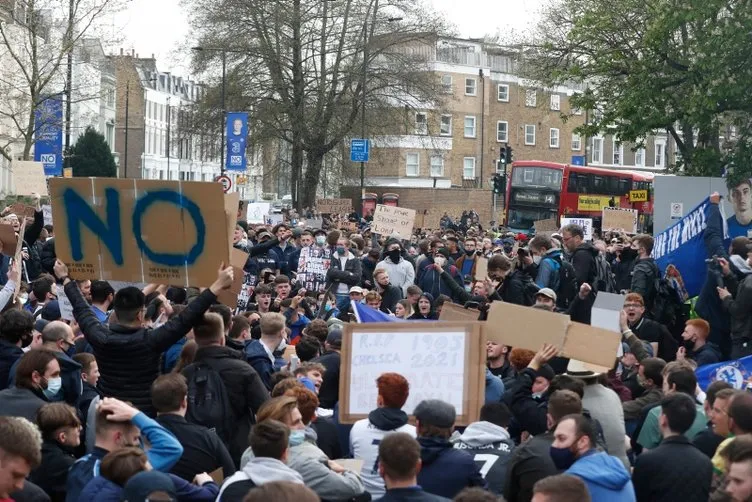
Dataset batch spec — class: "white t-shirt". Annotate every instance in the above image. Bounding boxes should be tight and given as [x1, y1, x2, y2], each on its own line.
[349, 419, 416, 499]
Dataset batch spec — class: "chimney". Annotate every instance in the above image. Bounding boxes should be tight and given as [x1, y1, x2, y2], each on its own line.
[151, 53, 154, 59]
[120, 48, 123, 55]
[131, 49, 135, 56]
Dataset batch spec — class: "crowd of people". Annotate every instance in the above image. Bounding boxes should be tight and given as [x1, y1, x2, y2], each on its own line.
[0, 188, 750, 502]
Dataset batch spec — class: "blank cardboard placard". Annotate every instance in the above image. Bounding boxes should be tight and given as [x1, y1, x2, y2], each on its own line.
[339, 322, 485, 425]
[0, 224, 18, 257]
[12, 161, 48, 196]
[438, 302, 481, 322]
[486, 302, 571, 352]
[591, 292, 625, 334]
[50, 178, 230, 287]
[534, 218, 558, 233]
[563, 323, 621, 368]
[372, 204, 416, 238]
[602, 207, 638, 233]
[475, 257, 488, 280]
[10, 204, 35, 219]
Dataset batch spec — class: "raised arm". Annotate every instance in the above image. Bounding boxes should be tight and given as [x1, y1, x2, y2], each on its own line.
[56, 261, 109, 347]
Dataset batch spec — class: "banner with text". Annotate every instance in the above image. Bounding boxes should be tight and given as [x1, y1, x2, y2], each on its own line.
[372, 204, 416, 238]
[225, 112, 248, 172]
[317, 198, 353, 214]
[297, 246, 332, 292]
[34, 96, 63, 176]
[561, 217, 593, 241]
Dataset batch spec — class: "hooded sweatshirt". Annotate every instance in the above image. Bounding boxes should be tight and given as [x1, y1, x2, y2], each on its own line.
[417, 436, 487, 498]
[566, 450, 636, 502]
[452, 421, 515, 495]
[350, 408, 416, 498]
[218, 457, 304, 501]
[570, 242, 599, 288]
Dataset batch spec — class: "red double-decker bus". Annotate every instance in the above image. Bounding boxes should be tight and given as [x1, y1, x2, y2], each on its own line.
[503, 160, 653, 234]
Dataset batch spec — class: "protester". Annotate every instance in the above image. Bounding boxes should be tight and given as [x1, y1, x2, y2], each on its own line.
[313, 329, 342, 409]
[377, 239, 416, 296]
[693, 383, 734, 458]
[677, 318, 722, 366]
[408, 293, 438, 320]
[632, 393, 713, 502]
[245, 312, 288, 391]
[351, 372, 416, 498]
[374, 267, 403, 314]
[30, 403, 81, 502]
[487, 341, 514, 381]
[712, 392, 752, 477]
[0, 308, 34, 390]
[0, 416, 43, 500]
[531, 475, 591, 502]
[629, 234, 660, 311]
[0, 349, 59, 422]
[327, 236, 363, 309]
[377, 432, 451, 502]
[560, 224, 598, 288]
[622, 357, 665, 428]
[725, 438, 752, 502]
[620, 293, 678, 362]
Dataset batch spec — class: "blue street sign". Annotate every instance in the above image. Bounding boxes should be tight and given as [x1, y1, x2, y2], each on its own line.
[34, 96, 63, 176]
[226, 112, 248, 172]
[350, 138, 370, 162]
[571, 155, 586, 166]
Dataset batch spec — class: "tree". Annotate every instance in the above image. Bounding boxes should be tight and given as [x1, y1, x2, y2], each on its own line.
[0, 0, 121, 161]
[186, 0, 450, 208]
[69, 126, 115, 177]
[522, 0, 752, 175]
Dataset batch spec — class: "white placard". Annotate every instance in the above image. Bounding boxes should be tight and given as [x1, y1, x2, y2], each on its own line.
[266, 214, 284, 226]
[371, 204, 416, 238]
[246, 203, 271, 224]
[591, 291, 626, 358]
[42, 205, 53, 226]
[348, 330, 466, 415]
[55, 285, 74, 321]
[561, 217, 593, 241]
[670, 202, 684, 219]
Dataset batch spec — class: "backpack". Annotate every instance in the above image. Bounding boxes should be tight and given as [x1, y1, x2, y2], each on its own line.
[595, 255, 616, 293]
[184, 360, 234, 444]
[650, 276, 689, 339]
[543, 255, 578, 309]
[513, 270, 540, 307]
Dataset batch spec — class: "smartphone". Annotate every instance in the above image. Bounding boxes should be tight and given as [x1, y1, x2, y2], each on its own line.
[290, 355, 300, 372]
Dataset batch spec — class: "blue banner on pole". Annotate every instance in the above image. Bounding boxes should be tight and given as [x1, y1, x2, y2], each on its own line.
[696, 355, 752, 391]
[352, 301, 404, 323]
[653, 197, 711, 299]
[34, 96, 63, 176]
[225, 112, 248, 172]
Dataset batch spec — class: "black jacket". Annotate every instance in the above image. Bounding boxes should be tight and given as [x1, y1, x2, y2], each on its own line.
[0, 386, 48, 422]
[0, 338, 23, 390]
[30, 440, 75, 502]
[570, 243, 598, 288]
[378, 487, 451, 501]
[378, 284, 403, 314]
[630, 317, 679, 362]
[632, 435, 712, 502]
[504, 368, 548, 437]
[504, 431, 558, 502]
[314, 350, 341, 409]
[326, 252, 363, 290]
[630, 257, 660, 310]
[611, 249, 637, 292]
[311, 415, 343, 460]
[184, 345, 269, 466]
[491, 270, 536, 307]
[155, 413, 236, 481]
[66, 281, 217, 416]
[40, 238, 57, 276]
[693, 424, 725, 459]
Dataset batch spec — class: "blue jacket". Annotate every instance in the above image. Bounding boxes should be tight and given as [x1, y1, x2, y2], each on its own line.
[417, 257, 463, 302]
[485, 368, 505, 403]
[416, 437, 487, 498]
[536, 250, 562, 291]
[244, 339, 285, 391]
[270, 242, 299, 278]
[566, 451, 636, 502]
[162, 337, 188, 373]
[77, 475, 122, 502]
[78, 474, 219, 502]
[65, 413, 183, 502]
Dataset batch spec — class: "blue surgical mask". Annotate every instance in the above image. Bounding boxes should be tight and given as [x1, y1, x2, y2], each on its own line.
[289, 429, 306, 447]
[315, 236, 326, 246]
[337, 246, 346, 255]
[549, 445, 578, 470]
[43, 377, 62, 399]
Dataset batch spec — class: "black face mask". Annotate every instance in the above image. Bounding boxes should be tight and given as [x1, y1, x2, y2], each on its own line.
[466, 249, 476, 256]
[621, 247, 637, 259]
[388, 249, 401, 261]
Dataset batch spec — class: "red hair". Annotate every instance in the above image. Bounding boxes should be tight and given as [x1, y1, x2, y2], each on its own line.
[284, 387, 319, 425]
[509, 348, 536, 371]
[377, 373, 410, 408]
[624, 293, 645, 307]
[686, 318, 710, 340]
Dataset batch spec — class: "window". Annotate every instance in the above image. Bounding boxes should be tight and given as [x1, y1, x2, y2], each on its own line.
[406, 153, 419, 176]
[613, 140, 623, 165]
[655, 141, 665, 168]
[105, 123, 114, 147]
[497, 84, 509, 102]
[106, 88, 115, 107]
[525, 89, 537, 107]
[440, 115, 452, 136]
[549, 128, 560, 148]
[496, 121, 508, 143]
[415, 112, 427, 135]
[430, 155, 444, 177]
[635, 147, 645, 167]
[464, 116, 476, 138]
[465, 78, 477, 96]
[524, 124, 536, 145]
[571, 133, 581, 151]
[592, 137, 604, 163]
[463, 157, 476, 179]
[572, 106, 583, 116]
[441, 75, 453, 94]
[550, 94, 560, 111]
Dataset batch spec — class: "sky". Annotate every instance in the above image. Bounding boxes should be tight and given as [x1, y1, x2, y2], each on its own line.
[114, 0, 545, 75]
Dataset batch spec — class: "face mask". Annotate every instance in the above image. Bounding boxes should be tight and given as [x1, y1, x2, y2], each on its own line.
[276, 339, 287, 352]
[315, 236, 326, 246]
[532, 392, 544, 399]
[533, 255, 542, 265]
[43, 377, 62, 399]
[65, 345, 76, 358]
[337, 246, 346, 255]
[388, 249, 401, 261]
[19, 293, 28, 305]
[324, 304, 332, 312]
[466, 249, 475, 256]
[549, 444, 578, 470]
[434, 256, 446, 267]
[289, 429, 306, 447]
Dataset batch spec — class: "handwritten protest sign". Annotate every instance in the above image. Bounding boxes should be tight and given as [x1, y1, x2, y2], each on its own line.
[602, 207, 638, 234]
[42, 205, 53, 226]
[297, 246, 332, 292]
[339, 322, 484, 425]
[12, 161, 48, 196]
[317, 198, 353, 214]
[372, 204, 415, 238]
[10, 204, 35, 219]
[50, 178, 231, 287]
[561, 217, 593, 241]
[246, 203, 270, 224]
[55, 285, 75, 321]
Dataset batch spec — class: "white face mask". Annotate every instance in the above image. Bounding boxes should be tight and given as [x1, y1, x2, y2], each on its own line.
[434, 256, 447, 267]
[533, 255, 542, 265]
[43, 377, 62, 399]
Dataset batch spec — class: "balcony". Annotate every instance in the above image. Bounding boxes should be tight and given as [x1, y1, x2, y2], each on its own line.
[462, 177, 481, 189]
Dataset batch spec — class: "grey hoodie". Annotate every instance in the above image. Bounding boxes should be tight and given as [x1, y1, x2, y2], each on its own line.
[218, 457, 304, 500]
[452, 421, 512, 447]
[452, 421, 515, 495]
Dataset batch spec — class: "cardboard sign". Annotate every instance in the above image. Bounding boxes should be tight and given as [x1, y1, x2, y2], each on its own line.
[339, 221, 358, 233]
[246, 203, 271, 224]
[438, 302, 481, 322]
[0, 224, 18, 257]
[266, 214, 284, 225]
[317, 198, 353, 214]
[108, 281, 147, 292]
[42, 205, 53, 226]
[12, 219, 26, 297]
[533, 218, 558, 233]
[49, 178, 231, 288]
[475, 256, 488, 281]
[339, 322, 485, 425]
[561, 217, 593, 241]
[10, 204, 35, 219]
[12, 161, 48, 196]
[602, 207, 638, 234]
[208, 468, 224, 485]
[486, 302, 620, 368]
[590, 292, 625, 334]
[372, 204, 415, 238]
[217, 248, 248, 308]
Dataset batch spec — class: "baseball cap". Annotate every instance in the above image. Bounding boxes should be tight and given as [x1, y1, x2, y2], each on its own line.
[40, 301, 62, 321]
[258, 230, 273, 241]
[34, 318, 49, 333]
[326, 329, 343, 348]
[349, 286, 364, 295]
[414, 399, 456, 428]
[535, 288, 557, 302]
[122, 471, 176, 502]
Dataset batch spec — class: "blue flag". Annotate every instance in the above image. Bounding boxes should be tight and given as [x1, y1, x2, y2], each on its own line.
[696, 356, 752, 391]
[351, 301, 404, 323]
[653, 197, 712, 299]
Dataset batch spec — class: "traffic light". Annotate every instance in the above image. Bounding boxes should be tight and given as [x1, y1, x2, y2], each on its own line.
[499, 145, 514, 167]
[492, 174, 506, 194]
[506, 145, 514, 163]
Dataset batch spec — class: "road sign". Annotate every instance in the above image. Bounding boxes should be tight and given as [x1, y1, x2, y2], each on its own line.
[216, 175, 232, 193]
[350, 138, 370, 162]
[571, 155, 586, 166]
[629, 190, 648, 202]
